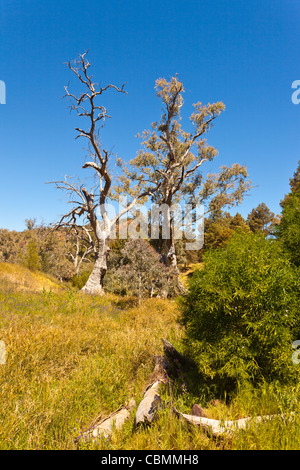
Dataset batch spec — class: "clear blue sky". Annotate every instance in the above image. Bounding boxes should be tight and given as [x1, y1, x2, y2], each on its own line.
[0, 0, 299, 231]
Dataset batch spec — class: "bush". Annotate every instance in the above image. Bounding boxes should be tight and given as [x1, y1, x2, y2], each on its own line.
[23, 240, 41, 272]
[180, 231, 300, 394]
[71, 269, 92, 290]
[104, 239, 180, 300]
[278, 191, 300, 267]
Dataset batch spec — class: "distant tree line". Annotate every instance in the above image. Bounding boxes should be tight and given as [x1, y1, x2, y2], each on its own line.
[0, 196, 281, 300]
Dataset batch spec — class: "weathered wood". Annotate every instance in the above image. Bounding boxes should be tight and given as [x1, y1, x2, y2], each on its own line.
[134, 353, 173, 427]
[173, 408, 292, 437]
[135, 380, 163, 426]
[134, 340, 194, 427]
[162, 338, 186, 364]
[79, 398, 136, 442]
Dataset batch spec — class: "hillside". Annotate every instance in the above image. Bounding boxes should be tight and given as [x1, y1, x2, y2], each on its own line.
[0, 262, 65, 293]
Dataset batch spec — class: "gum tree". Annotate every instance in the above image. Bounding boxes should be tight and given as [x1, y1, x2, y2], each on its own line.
[121, 76, 251, 272]
[51, 52, 159, 295]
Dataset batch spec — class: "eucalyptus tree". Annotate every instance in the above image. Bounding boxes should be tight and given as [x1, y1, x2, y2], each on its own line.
[121, 75, 251, 271]
[51, 52, 159, 295]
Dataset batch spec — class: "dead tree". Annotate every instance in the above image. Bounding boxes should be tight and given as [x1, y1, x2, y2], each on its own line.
[67, 225, 95, 275]
[50, 52, 159, 295]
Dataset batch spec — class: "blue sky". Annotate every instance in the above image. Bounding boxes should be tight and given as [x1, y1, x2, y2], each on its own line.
[0, 0, 299, 231]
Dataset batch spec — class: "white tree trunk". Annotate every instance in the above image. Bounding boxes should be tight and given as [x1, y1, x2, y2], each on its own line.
[164, 237, 179, 271]
[81, 238, 108, 295]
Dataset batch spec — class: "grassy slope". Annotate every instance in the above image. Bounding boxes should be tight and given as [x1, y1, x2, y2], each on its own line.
[179, 262, 204, 288]
[0, 262, 64, 293]
[1, 263, 300, 450]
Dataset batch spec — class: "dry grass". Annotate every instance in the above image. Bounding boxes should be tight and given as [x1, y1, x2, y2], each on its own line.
[0, 270, 185, 449]
[179, 262, 204, 287]
[0, 262, 64, 293]
[1, 262, 300, 450]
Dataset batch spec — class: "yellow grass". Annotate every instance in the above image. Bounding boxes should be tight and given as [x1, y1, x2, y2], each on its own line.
[0, 289, 184, 449]
[0, 262, 64, 293]
[1, 262, 300, 450]
[179, 262, 204, 287]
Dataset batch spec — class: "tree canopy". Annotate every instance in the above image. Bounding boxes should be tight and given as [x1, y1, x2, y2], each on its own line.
[119, 75, 251, 271]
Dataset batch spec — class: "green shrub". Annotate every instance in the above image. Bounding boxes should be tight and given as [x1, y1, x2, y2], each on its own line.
[71, 269, 92, 290]
[180, 231, 300, 394]
[23, 240, 41, 272]
[278, 191, 300, 267]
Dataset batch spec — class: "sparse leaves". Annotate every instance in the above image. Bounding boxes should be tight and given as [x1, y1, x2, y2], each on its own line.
[121, 75, 251, 269]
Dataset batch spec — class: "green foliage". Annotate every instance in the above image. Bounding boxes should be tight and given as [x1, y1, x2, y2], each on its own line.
[280, 160, 300, 207]
[180, 231, 300, 394]
[0, 229, 23, 262]
[24, 218, 37, 231]
[71, 268, 93, 290]
[118, 75, 251, 269]
[39, 229, 75, 281]
[246, 202, 278, 236]
[203, 211, 249, 251]
[278, 191, 300, 267]
[104, 239, 179, 300]
[0, 224, 91, 282]
[23, 240, 41, 272]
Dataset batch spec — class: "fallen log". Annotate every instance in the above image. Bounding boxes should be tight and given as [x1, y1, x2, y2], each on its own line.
[78, 398, 136, 442]
[173, 408, 293, 437]
[135, 380, 163, 426]
[134, 339, 195, 426]
[134, 354, 172, 427]
[162, 338, 190, 366]
[150, 354, 172, 381]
